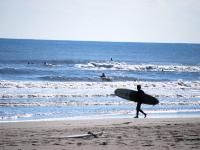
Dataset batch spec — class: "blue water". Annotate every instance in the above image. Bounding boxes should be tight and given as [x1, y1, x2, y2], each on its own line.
[0, 38, 200, 121]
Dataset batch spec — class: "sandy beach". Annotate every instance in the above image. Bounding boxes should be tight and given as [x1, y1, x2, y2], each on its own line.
[1, 118, 200, 150]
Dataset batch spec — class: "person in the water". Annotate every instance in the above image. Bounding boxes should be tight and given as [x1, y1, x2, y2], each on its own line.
[100, 73, 106, 78]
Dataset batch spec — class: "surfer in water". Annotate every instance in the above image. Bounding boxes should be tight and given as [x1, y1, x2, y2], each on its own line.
[134, 85, 147, 118]
[100, 73, 106, 78]
[100, 73, 112, 81]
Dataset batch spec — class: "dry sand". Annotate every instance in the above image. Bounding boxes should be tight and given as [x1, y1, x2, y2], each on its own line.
[1, 118, 200, 150]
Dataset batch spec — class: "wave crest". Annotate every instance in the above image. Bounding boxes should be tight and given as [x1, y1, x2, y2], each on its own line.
[0, 80, 200, 99]
[75, 61, 200, 72]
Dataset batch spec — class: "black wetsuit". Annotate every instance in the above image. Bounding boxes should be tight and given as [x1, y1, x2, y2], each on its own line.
[135, 89, 146, 118]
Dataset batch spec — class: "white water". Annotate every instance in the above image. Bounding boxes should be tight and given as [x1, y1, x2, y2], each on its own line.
[0, 80, 200, 99]
[75, 61, 200, 72]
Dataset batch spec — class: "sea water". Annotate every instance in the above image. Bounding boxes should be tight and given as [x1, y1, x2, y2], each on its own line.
[0, 39, 200, 121]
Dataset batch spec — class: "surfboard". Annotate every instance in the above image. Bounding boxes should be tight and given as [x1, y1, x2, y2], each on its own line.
[101, 77, 112, 81]
[64, 132, 103, 138]
[114, 88, 159, 105]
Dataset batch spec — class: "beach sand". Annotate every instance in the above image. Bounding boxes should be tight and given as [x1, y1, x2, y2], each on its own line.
[1, 118, 200, 150]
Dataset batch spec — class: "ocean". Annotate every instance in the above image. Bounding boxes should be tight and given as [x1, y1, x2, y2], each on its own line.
[0, 38, 200, 121]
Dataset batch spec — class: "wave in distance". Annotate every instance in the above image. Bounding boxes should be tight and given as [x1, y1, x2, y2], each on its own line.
[76, 62, 200, 72]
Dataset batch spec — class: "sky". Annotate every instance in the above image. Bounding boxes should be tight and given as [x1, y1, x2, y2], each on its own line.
[0, 0, 200, 43]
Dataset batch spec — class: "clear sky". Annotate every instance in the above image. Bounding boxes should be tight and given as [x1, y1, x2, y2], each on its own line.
[0, 0, 200, 43]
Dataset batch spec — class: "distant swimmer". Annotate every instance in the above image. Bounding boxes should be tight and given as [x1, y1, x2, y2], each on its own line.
[43, 62, 57, 67]
[110, 58, 113, 61]
[100, 73, 112, 81]
[132, 85, 147, 118]
[100, 73, 106, 78]
[28, 62, 34, 64]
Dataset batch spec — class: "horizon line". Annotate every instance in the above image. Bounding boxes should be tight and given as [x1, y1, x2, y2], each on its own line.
[0, 37, 200, 45]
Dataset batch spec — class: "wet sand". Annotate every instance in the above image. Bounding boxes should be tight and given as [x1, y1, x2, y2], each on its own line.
[1, 118, 200, 150]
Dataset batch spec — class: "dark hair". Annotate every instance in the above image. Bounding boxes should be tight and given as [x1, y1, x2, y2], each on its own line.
[137, 85, 141, 90]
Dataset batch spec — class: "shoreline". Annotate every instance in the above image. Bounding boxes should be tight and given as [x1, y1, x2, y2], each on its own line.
[1, 116, 200, 126]
[1, 117, 200, 150]
[1, 111, 200, 123]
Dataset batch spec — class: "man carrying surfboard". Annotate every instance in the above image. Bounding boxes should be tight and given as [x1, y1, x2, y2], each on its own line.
[115, 86, 158, 118]
[134, 85, 147, 118]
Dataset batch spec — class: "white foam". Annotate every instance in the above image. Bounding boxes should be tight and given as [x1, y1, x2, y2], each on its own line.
[0, 80, 200, 99]
[1, 80, 200, 89]
[0, 113, 32, 120]
[0, 100, 199, 107]
[75, 61, 200, 72]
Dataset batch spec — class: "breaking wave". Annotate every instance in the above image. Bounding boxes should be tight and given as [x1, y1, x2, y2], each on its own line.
[1, 79, 199, 89]
[0, 100, 199, 107]
[0, 80, 200, 99]
[75, 61, 200, 72]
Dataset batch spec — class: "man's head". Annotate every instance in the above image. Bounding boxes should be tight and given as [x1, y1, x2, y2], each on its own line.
[137, 85, 141, 90]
